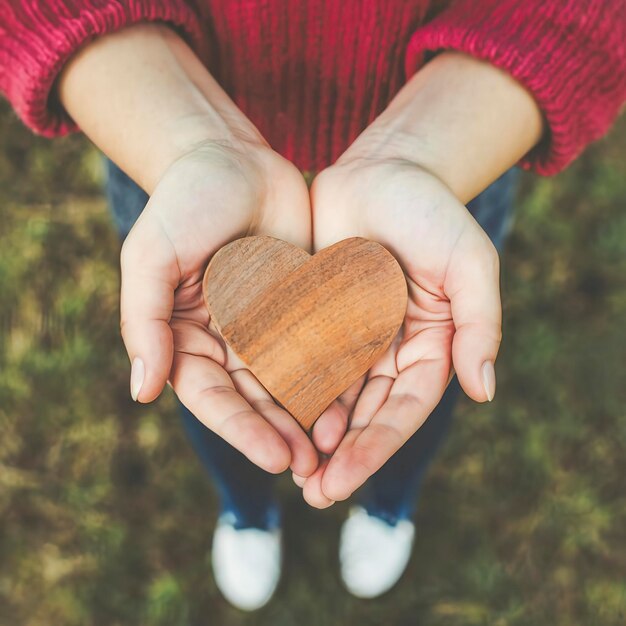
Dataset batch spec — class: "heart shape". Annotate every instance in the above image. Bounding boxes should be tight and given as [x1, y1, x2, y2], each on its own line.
[203, 236, 407, 429]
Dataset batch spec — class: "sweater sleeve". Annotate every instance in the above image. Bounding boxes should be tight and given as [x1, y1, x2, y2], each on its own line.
[405, 0, 626, 175]
[0, 1, 206, 137]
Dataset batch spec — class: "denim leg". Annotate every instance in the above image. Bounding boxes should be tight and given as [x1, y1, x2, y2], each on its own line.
[179, 404, 280, 529]
[358, 168, 520, 524]
[104, 159, 278, 529]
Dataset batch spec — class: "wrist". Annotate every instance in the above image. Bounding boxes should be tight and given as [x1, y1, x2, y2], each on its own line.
[158, 111, 266, 180]
[339, 52, 543, 203]
[58, 24, 266, 193]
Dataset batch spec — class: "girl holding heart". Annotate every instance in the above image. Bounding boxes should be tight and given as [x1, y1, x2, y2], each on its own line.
[1, 0, 624, 611]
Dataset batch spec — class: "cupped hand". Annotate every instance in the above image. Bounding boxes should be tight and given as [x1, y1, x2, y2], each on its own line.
[120, 140, 319, 477]
[297, 157, 501, 507]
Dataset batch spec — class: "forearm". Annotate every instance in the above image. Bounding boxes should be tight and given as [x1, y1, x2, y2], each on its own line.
[58, 24, 264, 194]
[340, 51, 544, 204]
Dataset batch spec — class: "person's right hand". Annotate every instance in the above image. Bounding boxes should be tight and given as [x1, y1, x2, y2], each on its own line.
[120, 139, 319, 477]
[57, 24, 319, 478]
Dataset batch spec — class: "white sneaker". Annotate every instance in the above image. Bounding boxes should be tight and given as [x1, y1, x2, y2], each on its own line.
[211, 513, 282, 611]
[339, 506, 415, 598]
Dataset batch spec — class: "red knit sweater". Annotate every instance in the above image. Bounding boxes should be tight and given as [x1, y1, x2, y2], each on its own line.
[1, 1, 625, 175]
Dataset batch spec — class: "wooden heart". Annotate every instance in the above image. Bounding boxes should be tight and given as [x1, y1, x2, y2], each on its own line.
[202, 236, 407, 429]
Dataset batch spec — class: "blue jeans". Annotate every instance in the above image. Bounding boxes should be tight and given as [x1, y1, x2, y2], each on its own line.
[105, 159, 518, 528]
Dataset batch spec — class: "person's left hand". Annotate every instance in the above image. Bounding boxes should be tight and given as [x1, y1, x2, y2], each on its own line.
[294, 155, 502, 507]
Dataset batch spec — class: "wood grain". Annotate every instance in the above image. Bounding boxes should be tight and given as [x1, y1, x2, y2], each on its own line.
[203, 236, 407, 430]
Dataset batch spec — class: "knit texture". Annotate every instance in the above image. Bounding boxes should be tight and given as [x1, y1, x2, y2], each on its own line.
[1, 0, 625, 174]
[406, 0, 626, 174]
[0, 1, 207, 136]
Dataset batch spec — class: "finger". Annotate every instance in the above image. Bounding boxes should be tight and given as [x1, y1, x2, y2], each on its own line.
[310, 399, 349, 455]
[349, 374, 394, 429]
[120, 214, 179, 403]
[170, 316, 225, 365]
[344, 330, 403, 430]
[302, 458, 335, 509]
[230, 369, 319, 477]
[321, 356, 449, 502]
[311, 375, 365, 454]
[446, 233, 502, 402]
[170, 350, 292, 474]
[292, 472, 306, 488]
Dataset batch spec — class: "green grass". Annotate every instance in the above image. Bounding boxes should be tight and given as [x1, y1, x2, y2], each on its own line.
[1, 100, 625, 626]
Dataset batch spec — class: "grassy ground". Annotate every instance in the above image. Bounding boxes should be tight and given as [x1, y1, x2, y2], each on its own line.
[0, 100, 625, 626]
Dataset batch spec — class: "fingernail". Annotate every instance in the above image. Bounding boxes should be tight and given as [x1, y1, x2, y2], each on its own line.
[292, 472, 306, 488]
[481, 360, 496, 402]
[130, 357, 145, 401]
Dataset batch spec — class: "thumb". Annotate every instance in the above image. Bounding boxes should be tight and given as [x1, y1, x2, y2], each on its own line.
[447, 233, 502, 402]
[120, 214, 179, 402]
